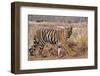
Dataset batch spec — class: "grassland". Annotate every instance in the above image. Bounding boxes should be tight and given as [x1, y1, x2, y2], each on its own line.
[28, 21, 88, 61]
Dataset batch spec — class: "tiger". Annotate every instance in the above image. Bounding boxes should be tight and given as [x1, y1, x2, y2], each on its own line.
[29, 26, 72, 57]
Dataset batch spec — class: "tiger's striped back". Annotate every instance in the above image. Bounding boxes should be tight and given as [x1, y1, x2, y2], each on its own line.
[34, 28, 59, 46]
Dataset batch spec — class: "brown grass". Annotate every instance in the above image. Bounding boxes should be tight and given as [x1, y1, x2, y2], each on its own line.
[28, 21, 88, 61]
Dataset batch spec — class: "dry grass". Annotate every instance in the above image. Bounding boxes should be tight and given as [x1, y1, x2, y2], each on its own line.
[67, 27, 88, 57]
[28, 21, 88, 61]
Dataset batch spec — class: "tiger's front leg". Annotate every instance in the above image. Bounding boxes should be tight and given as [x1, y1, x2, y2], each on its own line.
[57, 43, 62, 57]
[57, 42, 66, 58]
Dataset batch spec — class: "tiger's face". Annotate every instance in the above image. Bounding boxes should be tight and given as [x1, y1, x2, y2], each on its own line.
[64, 26, 72, 39]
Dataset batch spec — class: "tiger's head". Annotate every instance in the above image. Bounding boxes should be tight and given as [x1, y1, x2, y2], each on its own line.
[64, 26, 72, 40]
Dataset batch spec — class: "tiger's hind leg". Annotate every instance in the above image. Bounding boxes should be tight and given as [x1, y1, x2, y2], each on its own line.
[29, 43, 39, 56]
[29, 47, 36, 56]
[29, 37, 40, 57]
[29, 48, 33, 56]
